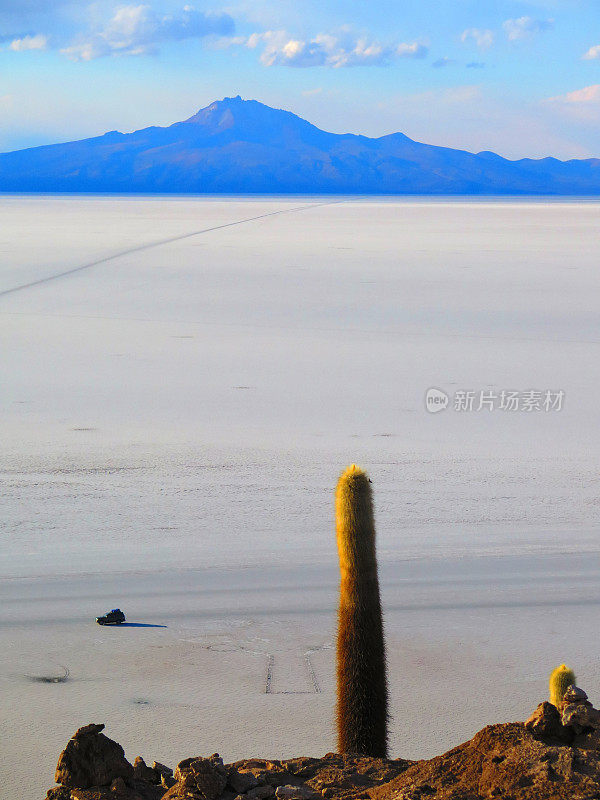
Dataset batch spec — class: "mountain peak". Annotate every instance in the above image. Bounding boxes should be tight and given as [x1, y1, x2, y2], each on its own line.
[200, 95, 244, 113]
[184, 96, 270, 125]
[183, 95, 324, 131]
[179, 96, 328, 146]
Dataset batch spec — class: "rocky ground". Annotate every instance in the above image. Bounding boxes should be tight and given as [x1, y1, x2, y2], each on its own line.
[44, 688, 600, 800]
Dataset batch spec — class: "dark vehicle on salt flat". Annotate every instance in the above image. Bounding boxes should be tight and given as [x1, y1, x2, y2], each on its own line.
[96, 608, 125, 625]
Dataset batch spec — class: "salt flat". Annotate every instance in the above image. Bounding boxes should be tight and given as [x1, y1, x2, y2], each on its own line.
[3, 556, 600, 799]
[1, 196, 600, 799]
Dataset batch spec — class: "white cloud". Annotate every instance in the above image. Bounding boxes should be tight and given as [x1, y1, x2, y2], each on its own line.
[461, 28, 494, 51]
[242, 30, 427, 68]
[548, 85, 600, 104]
[396, 42, 428, 58]
[246, 32, 262, 49]
[61, 4, 234, 61]
[543, 84, 600, 125]
[9, 33, 47, 50]
[301, 88, 323, 96]
[503, 16, 553, 42]
[582, 44, 600, 60]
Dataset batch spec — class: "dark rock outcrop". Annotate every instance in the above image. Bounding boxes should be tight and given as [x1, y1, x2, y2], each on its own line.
[557, 685, 600, 736]
[45, 709, 600, 800]
[370, 721, 600, 799]
[164, 756, 228, 800]
[45, 733, 410, 800]
[525, 701, 573, 744]
[134, 757, 160, 785]
[54, 724, 133, 789]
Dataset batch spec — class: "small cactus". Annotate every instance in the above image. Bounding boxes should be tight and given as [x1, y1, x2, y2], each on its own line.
[335, 464, 388, 757]
[549, 664, 576, 707]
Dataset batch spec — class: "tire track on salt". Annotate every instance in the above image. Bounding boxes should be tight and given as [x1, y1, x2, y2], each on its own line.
[0, 200, 342, 299]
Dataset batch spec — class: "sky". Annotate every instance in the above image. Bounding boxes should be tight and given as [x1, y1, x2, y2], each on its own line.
[2, 0, 600, 158]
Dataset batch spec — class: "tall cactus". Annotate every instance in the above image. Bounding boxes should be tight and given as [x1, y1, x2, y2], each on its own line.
[549, 664, 576, 707]
[335, 464, 388, 757]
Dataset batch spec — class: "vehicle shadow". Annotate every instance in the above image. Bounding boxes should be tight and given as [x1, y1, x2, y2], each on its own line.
[119, 622, 167, 628]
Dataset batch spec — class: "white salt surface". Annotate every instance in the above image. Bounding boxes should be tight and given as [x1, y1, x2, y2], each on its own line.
[1, 196, 600, 799]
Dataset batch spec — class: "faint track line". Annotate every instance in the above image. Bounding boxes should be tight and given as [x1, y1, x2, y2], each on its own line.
[0, 200, 342, 299]
[197, 635, 328, 696]
[265, 654, 274, 694]
[305, 649, 321, 693]
[264, 649, 322, 695]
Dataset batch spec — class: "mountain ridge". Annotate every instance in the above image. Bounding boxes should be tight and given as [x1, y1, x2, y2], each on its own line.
[2, 95, 599, 194]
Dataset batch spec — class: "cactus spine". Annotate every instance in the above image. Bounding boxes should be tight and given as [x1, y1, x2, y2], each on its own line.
[549, 664, 576, 707]
[335, 464, 388, 757]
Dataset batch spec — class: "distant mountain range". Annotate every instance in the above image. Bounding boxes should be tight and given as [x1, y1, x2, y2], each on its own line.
[2, 95, 600, 194]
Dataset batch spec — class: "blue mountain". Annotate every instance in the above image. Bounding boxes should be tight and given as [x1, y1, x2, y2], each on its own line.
[1, 95, 600, 194]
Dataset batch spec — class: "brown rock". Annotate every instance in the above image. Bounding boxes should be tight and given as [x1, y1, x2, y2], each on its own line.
[245, 785, 275, 799]
[563, 685, 588, 704]
[134, 757, 160, 784]
[55, 724, 134, 789]
[76, 724, 107, 737]
[164, 757, 227, 800]
[239, 761, 272, 770]
[562, 702, 600, 733]
[228, 769, 259, 794]
[131, 781, 167, 800]
[46, 788, 72, 800]
[525, 702, 573, 743]
[152, 763, 173, 778]
[370, 721, 600, 800]
[275, 786, 320, 800]
[574, 727, 600, 751]
[48, 711, 600, 800]
[49, 783, 166, 800]
[210, 756, 228, 777]
[228, 753, 408, 797]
